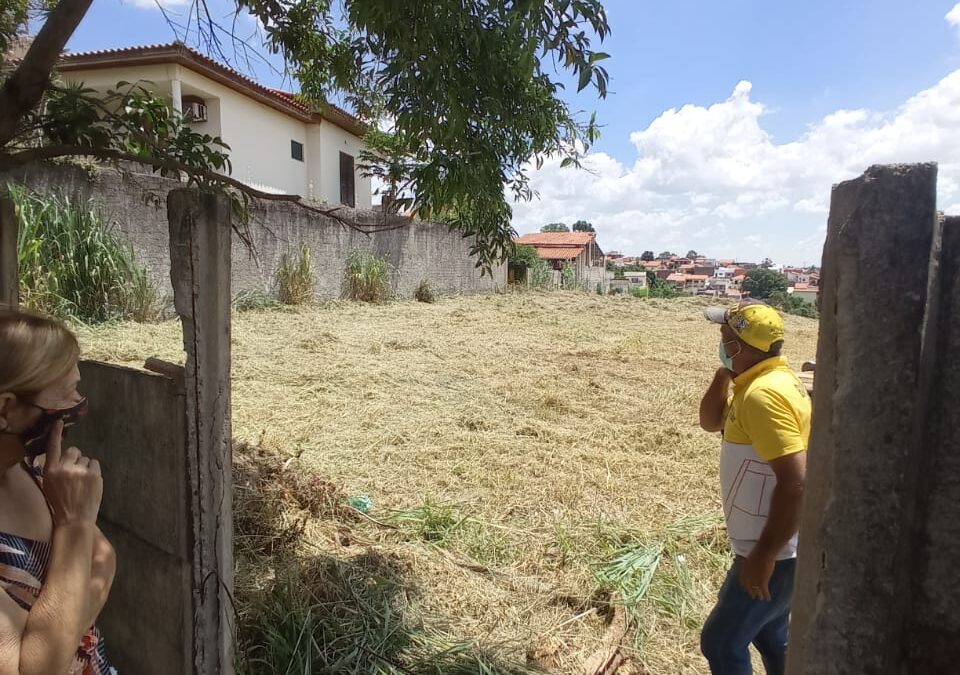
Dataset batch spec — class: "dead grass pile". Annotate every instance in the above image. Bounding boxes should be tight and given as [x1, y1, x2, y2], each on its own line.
[78, 291, 820, 674]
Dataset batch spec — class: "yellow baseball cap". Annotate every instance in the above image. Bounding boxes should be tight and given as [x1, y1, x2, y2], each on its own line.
[704, 300, 784, 352]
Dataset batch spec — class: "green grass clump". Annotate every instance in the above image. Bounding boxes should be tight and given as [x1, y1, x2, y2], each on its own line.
[345, 250, 390, 303]
[9, 184, 161, 323]
[276, 243, 315, 305]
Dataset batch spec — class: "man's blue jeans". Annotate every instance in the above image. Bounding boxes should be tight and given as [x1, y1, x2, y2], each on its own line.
[700, 556, 797, 675]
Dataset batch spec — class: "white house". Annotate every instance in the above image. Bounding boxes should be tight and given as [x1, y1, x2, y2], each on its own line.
[58, 42, 372, 207]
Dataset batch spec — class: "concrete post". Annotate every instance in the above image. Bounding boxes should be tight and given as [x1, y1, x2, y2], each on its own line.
[0, 195, 17, 307]
[903, 215, 960, 671]
[786, 164, 940, 674]
[167, 188, 234, 675]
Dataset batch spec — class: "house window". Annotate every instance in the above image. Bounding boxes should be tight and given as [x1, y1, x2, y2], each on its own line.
[339, 152, 356, 207]
[291, 140, 304, 162]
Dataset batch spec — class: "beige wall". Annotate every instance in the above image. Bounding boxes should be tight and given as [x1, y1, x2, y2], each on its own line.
[312, 119, 372, 209]
[61, 63, 370, 203]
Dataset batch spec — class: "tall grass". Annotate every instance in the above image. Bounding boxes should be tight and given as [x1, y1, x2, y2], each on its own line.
[344, 250, 390, 303]
[276, 243, 315, 305]
[9, 184, 160, 323]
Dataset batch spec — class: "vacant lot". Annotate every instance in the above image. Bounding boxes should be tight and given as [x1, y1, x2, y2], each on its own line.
[78, 292, 818, 674]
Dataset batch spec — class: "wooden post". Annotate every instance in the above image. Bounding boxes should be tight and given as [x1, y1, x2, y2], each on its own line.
[0, 195, 18, 307]
[167, 188, 234, 675]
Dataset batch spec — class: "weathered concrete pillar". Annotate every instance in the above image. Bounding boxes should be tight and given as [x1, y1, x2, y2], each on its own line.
[0, 195, 17, 307]
[903, 215, 960, 671]
[786, 164, 941, 674]
[167, 188, 234, 675]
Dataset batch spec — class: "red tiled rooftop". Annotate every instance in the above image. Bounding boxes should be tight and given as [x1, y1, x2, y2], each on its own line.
[533, 246, 583, 260]
[515, 232, 596, 247]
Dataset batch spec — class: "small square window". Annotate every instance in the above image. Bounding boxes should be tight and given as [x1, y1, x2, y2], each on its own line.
[291, 140, 304, 162]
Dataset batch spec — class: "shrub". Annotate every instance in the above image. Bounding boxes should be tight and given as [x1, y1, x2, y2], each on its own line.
[276, 243, 315, 305]
[345, 250, 390, 303]
[560, 263, 576, 289]
[10, 184, 160, 323]
[770, 291, 819, 319]
[528, 259, 553, 289]
[234, 289, 280, 312]
[415, 279, 436, 303]
[630, 287, 649, 299]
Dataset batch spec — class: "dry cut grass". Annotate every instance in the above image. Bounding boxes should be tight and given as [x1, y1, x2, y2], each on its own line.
[77, 292, 819, 674]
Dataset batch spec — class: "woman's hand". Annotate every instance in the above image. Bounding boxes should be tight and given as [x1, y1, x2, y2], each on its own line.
[42, 422, 103, 528]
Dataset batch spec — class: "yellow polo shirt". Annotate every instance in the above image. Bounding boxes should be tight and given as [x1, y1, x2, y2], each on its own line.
[720, 356, 811, 559]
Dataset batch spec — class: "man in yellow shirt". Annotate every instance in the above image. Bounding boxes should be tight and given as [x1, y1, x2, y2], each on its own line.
[698, 300, 811, 675]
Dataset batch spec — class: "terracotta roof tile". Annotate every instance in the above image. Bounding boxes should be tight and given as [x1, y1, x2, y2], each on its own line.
[514, 232, 596, 246]
[533, 246, 583, 260]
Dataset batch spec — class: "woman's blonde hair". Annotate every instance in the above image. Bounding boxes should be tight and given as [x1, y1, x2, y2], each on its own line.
[0, 308, 80, 397]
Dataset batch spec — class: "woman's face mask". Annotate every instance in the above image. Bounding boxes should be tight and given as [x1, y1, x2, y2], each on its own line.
[8, 397, 88, 458]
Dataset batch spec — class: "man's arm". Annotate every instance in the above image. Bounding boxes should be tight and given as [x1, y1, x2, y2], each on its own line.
[699, 367, 733, 432]
[739, 451, 806, 600]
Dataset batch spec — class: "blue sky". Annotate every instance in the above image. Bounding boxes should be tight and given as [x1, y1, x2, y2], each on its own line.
[66, 0, 960, 264]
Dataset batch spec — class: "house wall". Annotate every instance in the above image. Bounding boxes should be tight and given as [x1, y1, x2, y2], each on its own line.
[313, 120, 373, 209]
[214, 83, 308, 196]
[2, 163, 504, 299]
[59, 64, 369, 204]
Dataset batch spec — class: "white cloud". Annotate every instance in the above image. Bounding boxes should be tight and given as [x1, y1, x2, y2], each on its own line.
[947, 3, 960, 31]
[511, 69, 960, 265]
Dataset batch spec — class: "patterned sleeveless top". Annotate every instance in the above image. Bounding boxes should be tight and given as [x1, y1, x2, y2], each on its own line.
[0, 469, 117, 674]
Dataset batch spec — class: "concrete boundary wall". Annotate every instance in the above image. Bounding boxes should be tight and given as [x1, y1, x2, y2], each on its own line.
[0, 162, 505, 301]
[70, 360, 191, 675]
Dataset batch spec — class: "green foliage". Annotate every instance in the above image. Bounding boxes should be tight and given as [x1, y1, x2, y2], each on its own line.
[276, 244, 315, 305]
[742, 268, 788, 299]
[685, 250, 698, 258]
[414, 279, 435, 303]
[345, 250, 391, 303]
[770, 291, 819, 319]
[508, 243, 540, 270]
[640, 251, 655, 262]
[230, 0, 611, 272]
[528, 258, 553, 289]
[9, 184, 160, 323]
[760, 257, 775, 269]
[629, 287, 648, 299]
[0, 1, 28, 67]
[572, 220, 595, 232]
[358, 127, 416, 209]
[233, 289, 280, 312]
[390, 501, 469, 544]
[593, 514, 726, 648]
[645, 277, 682, 299]
[560, 262, 576, 289]
[5, 1, 611, 273]
[237, 554, 536, 675]
[657, 251, 675, 259]
[541, 222, 569, 233]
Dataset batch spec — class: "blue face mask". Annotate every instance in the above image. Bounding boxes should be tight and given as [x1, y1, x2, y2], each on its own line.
[719, 341, 735, 370]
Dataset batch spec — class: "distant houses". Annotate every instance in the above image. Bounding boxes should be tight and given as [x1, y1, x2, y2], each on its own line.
[510, 236, 819, 305]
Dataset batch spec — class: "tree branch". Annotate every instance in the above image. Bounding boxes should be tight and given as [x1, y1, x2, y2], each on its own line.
[0, 0, 95, 147]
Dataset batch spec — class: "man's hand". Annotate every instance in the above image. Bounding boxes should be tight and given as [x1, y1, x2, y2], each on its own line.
[739, 551, 776, 601]
[699, 367, 733, 432]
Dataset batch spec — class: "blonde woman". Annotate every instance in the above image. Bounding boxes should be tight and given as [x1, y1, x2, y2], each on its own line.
[0, 309, 116, 674]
